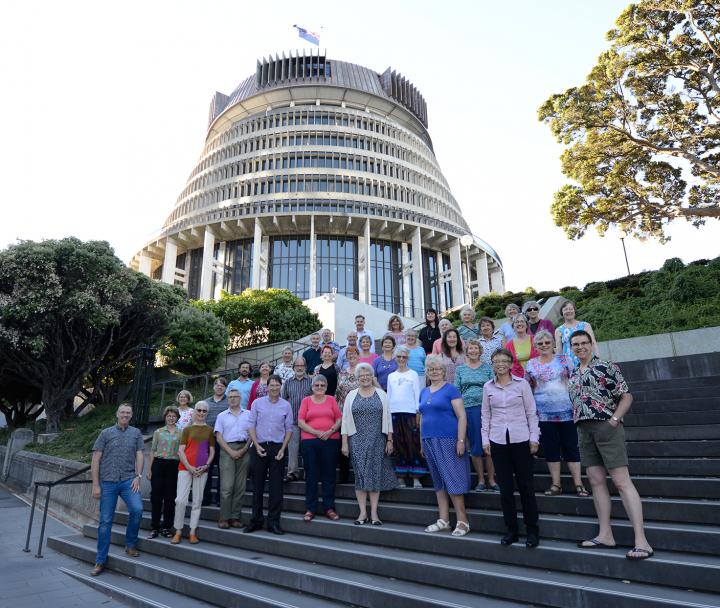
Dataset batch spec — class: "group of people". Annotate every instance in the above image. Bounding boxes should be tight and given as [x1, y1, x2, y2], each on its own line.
[88, 302, 653, 576]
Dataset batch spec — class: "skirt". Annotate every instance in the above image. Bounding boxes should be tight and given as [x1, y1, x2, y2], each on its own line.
[422, 436, 471, 495]
[465, 406, 484, 457]
[391, 413, 429, 476]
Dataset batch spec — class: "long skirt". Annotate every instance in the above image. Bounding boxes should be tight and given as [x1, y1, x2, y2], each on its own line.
[391, 413, 429, 476]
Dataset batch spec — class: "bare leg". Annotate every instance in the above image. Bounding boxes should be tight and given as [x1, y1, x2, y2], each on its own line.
[583, 466, 615, 546]
[435, 489, 450, 522]
[485, 456, 497, 486]
[369, 491, 380, 521]
[568, 461, 584, 488]
[354, 489, 368, 521]
[609, 466, 652, 554]
[449, 493, 468, 524]
[547, 461, 561, 487]
[471, 455, 485, 482]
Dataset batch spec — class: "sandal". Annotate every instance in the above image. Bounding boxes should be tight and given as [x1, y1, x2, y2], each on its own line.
[303, 511, 315, 522]
[451, 521, 470, 537]
[424, 518, 451, 533]
[575, 485, 590, 497]
[626, 547, 654, 561]
[544, 484, 563, 496]
[325, 509, 340, 521]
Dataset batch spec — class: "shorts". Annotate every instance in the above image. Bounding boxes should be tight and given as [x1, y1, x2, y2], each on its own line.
[539, 420, 580, 463]
[577, 420, 628, 470]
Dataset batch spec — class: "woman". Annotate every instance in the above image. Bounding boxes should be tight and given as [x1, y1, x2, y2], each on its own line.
[478, 317, 503, 366]
[418, 308, 441, 354]
[505, 314, 538, 378]
[431, 318, 454, 354]
[497, 303, 521, 343]
[358, 335, 379, 365]
[387, 346, 426, 488]
[525, 330, 588, 497]
[420, 355, 471, 537]
[314, 345, 340, 397]
[457, 305, 481, 342]
[440, 328, 465, 384]
[454, 340, 498, 492]
[335, 346, 361, 484]
[175, 390, 194, 432]
[373, 336, 399, 391]
[341, 363, 396, 525]
[298, 375, 343, 521]
[172, 401, 215, 544]
[147, 406, 181, 539]
[248, 361, 271, 408]
[384, 315, 406, 346]
[404, 329, 427, 385]
[482, 349, 540, 548]
[555, 300, 598, 365]
[522, 300, 555, 336]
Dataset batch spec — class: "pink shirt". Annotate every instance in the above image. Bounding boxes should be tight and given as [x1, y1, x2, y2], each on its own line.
[481, 376, 540, 446]
[298, 396, 342, 440]
[359, 353, 379, 365]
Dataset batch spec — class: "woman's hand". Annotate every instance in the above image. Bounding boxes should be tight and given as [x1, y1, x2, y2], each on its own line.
[146, 470, 152, 481]
[385, 439, 394, 455]
[529, 441, 539, 455]
[341, 442, 349, 457]
[456, 439, 466, 457]
[483, 444, 491, 457]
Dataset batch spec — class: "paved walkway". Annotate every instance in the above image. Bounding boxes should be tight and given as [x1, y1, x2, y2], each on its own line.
[0, 485, 125, 608]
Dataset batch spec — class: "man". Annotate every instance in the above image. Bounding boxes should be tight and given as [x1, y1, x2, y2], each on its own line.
[274, 347, 295, 383]
[280, 357, 313, 482]
[90, 403, 144, 576]
[303, 333, 323, 373]
[214, 388, 252, 529]
[568, 330, 654, 560]
[202, 377, 229, 506]
[337, 331, 359, 371]
[226, 361, 253, 410]
[497, 303, 520, 342]
[354, 314, 375, 353]
[244, 375, 294, 535]
[320, 328, 340, 357]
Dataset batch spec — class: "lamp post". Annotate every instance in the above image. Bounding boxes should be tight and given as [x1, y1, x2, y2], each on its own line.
[618, 230, 631, 276]
[460, 234, 473, 305]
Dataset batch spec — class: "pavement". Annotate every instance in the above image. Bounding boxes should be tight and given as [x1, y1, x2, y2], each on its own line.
[0, 484, 126, 608]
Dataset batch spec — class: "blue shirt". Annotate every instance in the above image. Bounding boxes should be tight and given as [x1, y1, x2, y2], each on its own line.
[419, 383, 462, 439]
[373, 356, 398, 391]
[407, 346, 426, 376]
[226, 378, 253, 410]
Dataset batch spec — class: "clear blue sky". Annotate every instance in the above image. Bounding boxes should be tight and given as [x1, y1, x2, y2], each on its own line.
[1, 0, 718, 291]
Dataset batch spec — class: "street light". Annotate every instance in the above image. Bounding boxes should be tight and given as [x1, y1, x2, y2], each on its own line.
[460, 234, 473, 305]
[618, 230, 631, 276]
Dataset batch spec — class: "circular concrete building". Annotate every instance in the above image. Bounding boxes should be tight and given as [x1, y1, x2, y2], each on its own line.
[132, 51, 504, 317]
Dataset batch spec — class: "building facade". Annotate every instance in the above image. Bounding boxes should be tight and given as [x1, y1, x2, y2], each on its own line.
[132, 51, 504, 317]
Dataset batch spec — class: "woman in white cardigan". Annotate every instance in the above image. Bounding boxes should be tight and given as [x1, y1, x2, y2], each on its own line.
[341, 363, 396, 525]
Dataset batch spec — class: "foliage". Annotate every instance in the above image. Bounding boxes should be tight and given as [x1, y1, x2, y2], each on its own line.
[471, 256, 720, 341]
[0, 366, 42, 429]
[196, 289, 322, 349]
[161, 306, 229, 375]
[539, 1, 720, 242]
[0, 238, 187, 433]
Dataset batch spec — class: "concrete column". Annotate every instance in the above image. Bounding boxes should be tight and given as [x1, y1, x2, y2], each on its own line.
[490, 268, 505, 294]
[251, 218, 263, 289]
[436, 251, 446, 312]
[401, 242, 411, 316]
[309, 215, 317, 298]
[364, 220, 372, 304]
[476, 253, 490, 296]
[449, 238, 464, 307]
[213, 241, 226, 300]
[411, 227, 425, 317]
[161, 238, 178, 285]
[199, 229, 216, 300]
[139, 252, 152, 277]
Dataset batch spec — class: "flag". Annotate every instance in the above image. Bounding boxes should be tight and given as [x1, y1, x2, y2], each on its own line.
[293, 24, 320, 46]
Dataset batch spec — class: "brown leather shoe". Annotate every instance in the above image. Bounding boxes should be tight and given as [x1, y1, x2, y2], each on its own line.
[229, 519, 243, 528]
[188, 533, 200, 544]
[218, 519, 230, 529]
[125, 546, 140, 557]
[90, 563, 105, 576]
[170, 531, 182, 544]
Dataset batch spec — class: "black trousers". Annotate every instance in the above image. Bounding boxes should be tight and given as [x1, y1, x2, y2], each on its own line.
[202, 452, 221, 505]
[150, 458, 179, 530]
[490, 438, 539, 534]
[249, 442, 286, 526]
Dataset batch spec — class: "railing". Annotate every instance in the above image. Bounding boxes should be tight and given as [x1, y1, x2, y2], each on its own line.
[23, 465, 92, 558]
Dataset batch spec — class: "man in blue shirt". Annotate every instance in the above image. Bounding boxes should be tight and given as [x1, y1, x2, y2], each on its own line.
[226, 361, 253, 410]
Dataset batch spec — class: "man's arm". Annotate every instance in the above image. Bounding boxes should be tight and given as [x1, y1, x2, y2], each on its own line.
[91, 451, 102, 499]
[610, 392, 633, 426]
[131, 450, 144, 492]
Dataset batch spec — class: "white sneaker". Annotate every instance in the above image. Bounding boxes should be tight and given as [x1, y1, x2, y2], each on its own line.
[397, 479, 407, 488]
[413, 479, 423, 489]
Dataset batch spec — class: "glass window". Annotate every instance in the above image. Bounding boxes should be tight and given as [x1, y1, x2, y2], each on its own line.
[316, 236, 358, 299]
[269, 237, 310, 299]
[370, 239, 404, 314]
[423, 249, 440, 312]
[223, 239, 253, 295]
[187, 248, 203, 300]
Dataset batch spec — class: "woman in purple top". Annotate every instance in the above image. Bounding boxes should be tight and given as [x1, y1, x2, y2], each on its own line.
[522, 301, 555, 336]
[384, 315, 407, 346]
[525, 330, 588, 497]
[482, 348, 540, 548]
[372, 335, 398, 390]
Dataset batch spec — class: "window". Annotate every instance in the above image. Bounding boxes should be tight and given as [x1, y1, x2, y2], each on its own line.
[422, 249, 440, 312]
[370, 239, 404, 314]
[223, 239, 253, 294]
[316, 236, 358, 299]
[269, 237, 310, 299]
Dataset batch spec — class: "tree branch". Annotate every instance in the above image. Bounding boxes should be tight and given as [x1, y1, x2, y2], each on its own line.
[686, 10, 720, 61]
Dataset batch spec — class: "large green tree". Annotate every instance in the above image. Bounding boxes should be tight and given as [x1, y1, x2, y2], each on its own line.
[0, 238, 186, 432]
[161, 306, 229, 375]
[539, 1, 719, 241]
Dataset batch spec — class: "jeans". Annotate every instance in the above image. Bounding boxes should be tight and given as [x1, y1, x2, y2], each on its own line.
[96, 477, 143, 565]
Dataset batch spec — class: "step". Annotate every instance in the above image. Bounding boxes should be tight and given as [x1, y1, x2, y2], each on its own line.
[624, 409, 720, 427]
[627, 440, 720, 458]
[625, 424, 720, 442]
[57, 565, 217, 608]
[48, 534, 349, 608]
[633, 386, 720, 402]
[630, 377, 720, 392]
[628, 397, 720, 414]
[531, 457, 720, 477]
[92, 522, 719, 608]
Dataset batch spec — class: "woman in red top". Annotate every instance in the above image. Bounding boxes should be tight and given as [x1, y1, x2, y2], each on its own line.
[248, 362, 271, 408]
[298, 375, 343, 521]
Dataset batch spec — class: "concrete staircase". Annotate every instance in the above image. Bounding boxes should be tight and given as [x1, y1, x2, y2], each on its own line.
[48, 371, 720, 607]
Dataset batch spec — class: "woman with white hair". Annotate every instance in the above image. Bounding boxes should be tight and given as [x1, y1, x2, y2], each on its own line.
[387, 346, 426, 488]
[497, 303, 521, 343]
[457, 305, 481, 342]
[522, 301, 555, 336]
[341, 363, 396, 525]
[431, 318, 454, 355]
[420, 355, 471, 537]
[404, 329, 427, 384]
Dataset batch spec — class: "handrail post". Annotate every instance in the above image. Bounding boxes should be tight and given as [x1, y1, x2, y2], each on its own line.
[23, 483, 40, 553]
[35, 486, 52, 558]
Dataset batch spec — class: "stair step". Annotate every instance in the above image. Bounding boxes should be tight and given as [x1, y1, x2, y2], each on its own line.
[627, 397, 720, 413]
[633, 386, 720, 402]
[627, 440, 720, 458]
[624, 410, 720, 427]
[531, 457, 720, 477]
[630, 376, 720, 392]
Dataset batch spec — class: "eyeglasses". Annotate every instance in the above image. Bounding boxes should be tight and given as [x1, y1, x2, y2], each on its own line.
[228, 396, 241, 400]
[525, 307, 539, 312]
[571, 341, 592, 348]
[536, 341, 552, 346]
[196, 409, 209, 413]
[395, 355, 408, 359]
[493, 359, 513, 365]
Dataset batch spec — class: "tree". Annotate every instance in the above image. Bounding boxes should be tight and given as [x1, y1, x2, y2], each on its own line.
[161, 306, 229, 375]
[196, 289, 322, 349]
[0, 238, 187, 432]
[0, 366, 42, 429]
[539, 1, 720, 242]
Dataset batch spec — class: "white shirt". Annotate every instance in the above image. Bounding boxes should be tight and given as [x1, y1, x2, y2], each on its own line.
[214, 408, 252, 442]
[386, 369, 421, 414]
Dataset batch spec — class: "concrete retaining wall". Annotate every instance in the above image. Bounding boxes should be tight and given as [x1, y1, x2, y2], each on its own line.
[598, 326, 720, 363]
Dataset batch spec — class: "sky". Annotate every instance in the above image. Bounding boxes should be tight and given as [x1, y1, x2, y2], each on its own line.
[1, 0, 718, 292]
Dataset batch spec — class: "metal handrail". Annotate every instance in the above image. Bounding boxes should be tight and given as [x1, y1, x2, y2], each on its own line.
[23, 465, 92, 558]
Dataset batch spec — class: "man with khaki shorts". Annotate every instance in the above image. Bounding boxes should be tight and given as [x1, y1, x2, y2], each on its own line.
[568, 330, 653, 561]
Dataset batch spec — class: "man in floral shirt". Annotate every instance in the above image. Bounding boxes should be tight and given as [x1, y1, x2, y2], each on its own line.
[568, 330, 653, 561]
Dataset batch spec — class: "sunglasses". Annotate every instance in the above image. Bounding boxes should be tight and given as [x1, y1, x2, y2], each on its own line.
[196, 409, 209, 413]
[536, 341, 552, 346]
[526, 307, 539, 312]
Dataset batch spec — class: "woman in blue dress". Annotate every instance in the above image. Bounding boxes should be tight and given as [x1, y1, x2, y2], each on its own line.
[554, 300, 598, 365]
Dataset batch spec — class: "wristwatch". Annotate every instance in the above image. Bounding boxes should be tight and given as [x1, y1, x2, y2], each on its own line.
[135, 474, 142, 479]
[611, 416, 620, 423]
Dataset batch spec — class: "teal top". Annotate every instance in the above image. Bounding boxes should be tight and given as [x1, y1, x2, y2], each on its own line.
[454, 363, 493, 409]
